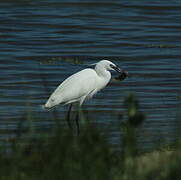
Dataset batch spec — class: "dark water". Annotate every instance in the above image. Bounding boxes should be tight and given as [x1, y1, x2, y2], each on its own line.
[0, 0, 181, 151]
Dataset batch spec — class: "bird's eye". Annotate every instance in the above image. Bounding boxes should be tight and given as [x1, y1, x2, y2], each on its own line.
[110, 64, 115, 68]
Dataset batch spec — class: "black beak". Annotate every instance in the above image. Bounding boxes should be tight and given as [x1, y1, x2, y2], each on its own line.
[110, 64, 128, 81]
[114, 66, 122, 73]
[111, 64, 123, 73]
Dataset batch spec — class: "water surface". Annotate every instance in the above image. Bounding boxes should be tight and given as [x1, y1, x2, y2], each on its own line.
[0, 0, 181, 151]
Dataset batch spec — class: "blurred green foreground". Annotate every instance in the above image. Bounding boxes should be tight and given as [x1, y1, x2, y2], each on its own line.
[0, 94, 180, 180]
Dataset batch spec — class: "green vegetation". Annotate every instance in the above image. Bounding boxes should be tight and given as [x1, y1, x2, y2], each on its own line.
[39, 56, 84, 65]
[146, 44, 179, 48]
[0, 94, 180, 180]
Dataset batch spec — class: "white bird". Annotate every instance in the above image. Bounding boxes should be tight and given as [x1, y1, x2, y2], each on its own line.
[44, 60, 127, 133]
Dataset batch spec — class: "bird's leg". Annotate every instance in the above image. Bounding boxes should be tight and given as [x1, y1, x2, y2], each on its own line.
[75, 110, 80, 135]
[66, 103, 73, 129]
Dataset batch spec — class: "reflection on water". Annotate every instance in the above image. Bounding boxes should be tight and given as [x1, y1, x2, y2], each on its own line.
[0, 0, 181, 151]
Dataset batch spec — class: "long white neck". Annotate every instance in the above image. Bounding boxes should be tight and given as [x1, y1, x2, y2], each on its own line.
[95, 64, 111, 83]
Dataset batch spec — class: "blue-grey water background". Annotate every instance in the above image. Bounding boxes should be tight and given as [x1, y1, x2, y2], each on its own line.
[0, 0, 181, 151]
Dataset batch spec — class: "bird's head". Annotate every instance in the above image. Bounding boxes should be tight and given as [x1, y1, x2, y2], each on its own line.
[96, 60, 128, 77]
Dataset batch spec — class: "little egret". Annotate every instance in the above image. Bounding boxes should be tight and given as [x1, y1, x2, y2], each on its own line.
[44, 60, 128, 133]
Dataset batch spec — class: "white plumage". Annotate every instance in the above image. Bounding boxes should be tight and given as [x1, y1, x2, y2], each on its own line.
[44, 60, 124, 109]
